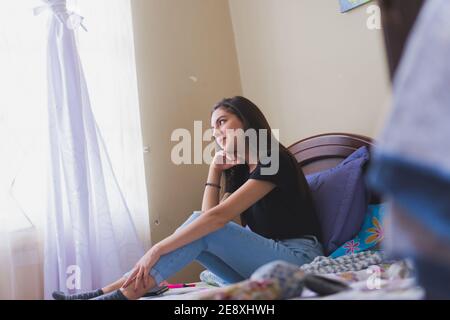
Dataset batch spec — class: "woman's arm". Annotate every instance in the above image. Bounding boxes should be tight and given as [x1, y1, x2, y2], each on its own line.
[220, 192, 231, 203]
[124, 178, 275, 289]
[155, 178, 276, 256]
[201, 150, 241, 212]
[201, 165, 222, 212]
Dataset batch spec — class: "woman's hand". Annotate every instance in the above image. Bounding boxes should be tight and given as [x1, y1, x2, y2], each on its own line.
[211, 150, 244, 172]
[122, 246, 161, 291]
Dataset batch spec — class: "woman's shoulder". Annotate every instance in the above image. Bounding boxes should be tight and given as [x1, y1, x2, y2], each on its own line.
[255, 148, 295, 178]
[273, 148, 296, 170]
[260, 148, 291, 165]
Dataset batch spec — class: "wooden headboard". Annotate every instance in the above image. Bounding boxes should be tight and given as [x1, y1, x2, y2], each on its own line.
[287, 133, 375, 176]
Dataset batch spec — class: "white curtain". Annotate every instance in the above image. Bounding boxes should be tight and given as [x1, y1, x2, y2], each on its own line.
[0, 0, 150, 299]
[0, 0, 48, 300]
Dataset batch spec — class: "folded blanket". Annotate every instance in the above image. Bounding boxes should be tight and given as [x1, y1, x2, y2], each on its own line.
[300, 251, 385, 275]
[199, 270, 229, 287]
[195, 251, 387, 300]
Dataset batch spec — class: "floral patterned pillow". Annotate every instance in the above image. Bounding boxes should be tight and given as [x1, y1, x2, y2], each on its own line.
[329, 204, 387, 258]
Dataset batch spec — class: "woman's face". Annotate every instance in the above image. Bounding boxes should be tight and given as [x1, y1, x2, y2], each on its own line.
[211, 107, 245, 154]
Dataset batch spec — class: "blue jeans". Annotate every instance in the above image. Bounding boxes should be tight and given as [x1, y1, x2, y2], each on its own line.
[129, 211, 324, 285]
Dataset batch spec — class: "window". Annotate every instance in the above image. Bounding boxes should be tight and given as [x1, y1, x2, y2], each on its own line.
[0, 0, 150, 245]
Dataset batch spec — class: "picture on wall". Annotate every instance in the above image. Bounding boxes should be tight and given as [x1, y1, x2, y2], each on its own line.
[339, 0, 372, 13]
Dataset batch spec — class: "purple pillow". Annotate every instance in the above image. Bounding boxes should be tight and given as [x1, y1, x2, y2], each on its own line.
[306, 147, 370, 256]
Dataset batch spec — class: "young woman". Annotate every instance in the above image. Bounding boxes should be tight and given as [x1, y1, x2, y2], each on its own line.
[53, 96, 323, 300]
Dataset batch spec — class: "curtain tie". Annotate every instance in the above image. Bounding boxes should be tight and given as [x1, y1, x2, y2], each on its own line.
[33, 0, 87, 32]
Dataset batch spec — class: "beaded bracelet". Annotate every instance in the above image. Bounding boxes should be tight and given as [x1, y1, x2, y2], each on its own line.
[205, 182, 221, 189]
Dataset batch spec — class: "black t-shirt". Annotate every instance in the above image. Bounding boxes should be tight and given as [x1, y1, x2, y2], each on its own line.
[225, 149, 321, 241]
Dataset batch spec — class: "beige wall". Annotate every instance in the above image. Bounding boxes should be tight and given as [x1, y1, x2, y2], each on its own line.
[130, 0, 390, 282]
[130, 0, 242, 282]
[228, 0, 391, 147]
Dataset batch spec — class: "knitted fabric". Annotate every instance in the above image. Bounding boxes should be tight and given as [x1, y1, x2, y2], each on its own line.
[199, 269, 230, 287]
[300, 251, 384, 275]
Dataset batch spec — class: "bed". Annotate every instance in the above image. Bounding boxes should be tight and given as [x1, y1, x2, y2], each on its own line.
[142, 133, 423, 300]
[289, 132, 375, 174]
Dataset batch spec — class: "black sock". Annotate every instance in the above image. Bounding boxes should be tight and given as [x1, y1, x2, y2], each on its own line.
[52, 289, 104, 300]
[91, 289, 128, 300]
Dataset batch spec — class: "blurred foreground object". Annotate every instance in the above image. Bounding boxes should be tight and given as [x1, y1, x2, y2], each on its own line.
[369, 0, 450, 299]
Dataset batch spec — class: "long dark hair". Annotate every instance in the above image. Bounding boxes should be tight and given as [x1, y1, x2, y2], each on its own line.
[211, 96, 308, 195]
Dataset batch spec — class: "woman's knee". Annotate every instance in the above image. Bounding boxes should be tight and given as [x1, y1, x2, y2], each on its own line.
[203, 220, 242, 244]
[187, 211, 202, 222]
[176, 211, 202, 231]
